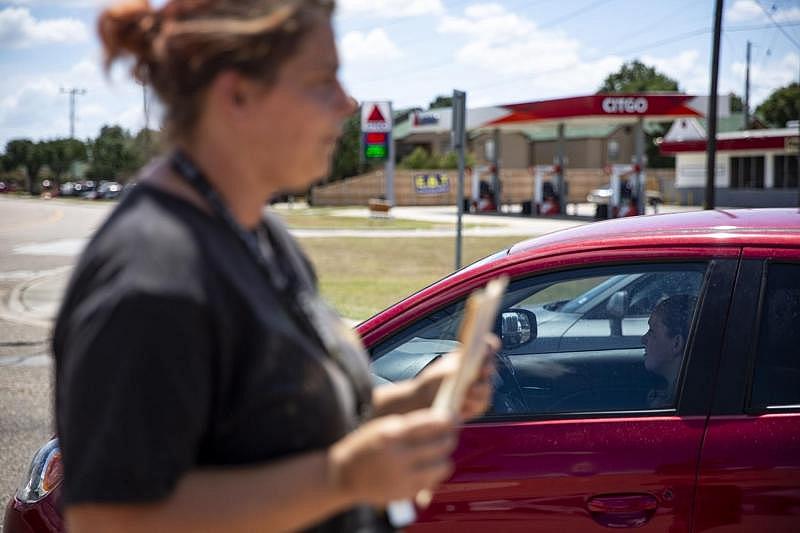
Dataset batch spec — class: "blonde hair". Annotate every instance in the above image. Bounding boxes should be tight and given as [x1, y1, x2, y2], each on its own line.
[98, 0, 334, 140]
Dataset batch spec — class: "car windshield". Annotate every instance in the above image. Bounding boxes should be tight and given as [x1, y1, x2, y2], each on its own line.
[558, 274, 630, 313]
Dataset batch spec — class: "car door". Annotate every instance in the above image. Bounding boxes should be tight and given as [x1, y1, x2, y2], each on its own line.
[367, 249, 739, 532]
[694, 249, 800, 533]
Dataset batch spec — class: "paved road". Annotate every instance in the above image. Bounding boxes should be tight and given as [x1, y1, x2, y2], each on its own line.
[0, 196, 111, 528]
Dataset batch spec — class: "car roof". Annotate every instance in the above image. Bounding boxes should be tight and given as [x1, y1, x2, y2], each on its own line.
[358, 208, 800, 339]
[509, 208, 800, 258]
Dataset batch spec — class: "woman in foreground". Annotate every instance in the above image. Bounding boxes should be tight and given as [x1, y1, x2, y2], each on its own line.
[54, 1, 498, 532]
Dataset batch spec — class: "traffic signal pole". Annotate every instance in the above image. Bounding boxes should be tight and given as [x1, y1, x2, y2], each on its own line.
[453, 90, 467, 270]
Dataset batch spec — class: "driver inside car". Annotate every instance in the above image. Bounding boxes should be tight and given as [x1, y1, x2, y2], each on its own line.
[641, 295, 698, 408]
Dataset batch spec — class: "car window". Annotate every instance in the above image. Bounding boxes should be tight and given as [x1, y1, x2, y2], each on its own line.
[749, 263, 800, 409]
[371, 263, 707, 417]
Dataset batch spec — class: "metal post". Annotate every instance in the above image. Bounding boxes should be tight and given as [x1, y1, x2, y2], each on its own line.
[744, 40, 751, 129]
[705, 0, 723, 210]
[492, 128, 501, 212]
[556, 123, 566, 214]
[453, 90, 467, 270]
[635, 117, 645, 215]
[386, 102, 395, 207]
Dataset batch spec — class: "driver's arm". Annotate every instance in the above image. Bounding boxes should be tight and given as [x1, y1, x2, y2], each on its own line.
[372, 334, 499, 419]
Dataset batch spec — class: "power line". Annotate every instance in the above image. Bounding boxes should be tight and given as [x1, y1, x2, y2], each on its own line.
[755, 0, 800, 48]
[538, 0, 615, 27]
[377, 21, 797, 93]
[355, 0, 620, 87]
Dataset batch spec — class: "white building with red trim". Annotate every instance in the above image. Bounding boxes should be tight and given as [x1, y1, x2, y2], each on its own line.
[660, 118, 799, 207]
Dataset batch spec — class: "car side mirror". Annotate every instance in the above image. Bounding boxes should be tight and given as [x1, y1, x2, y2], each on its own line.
[606, 290, 629, 336]
[498, 309, 538, 350]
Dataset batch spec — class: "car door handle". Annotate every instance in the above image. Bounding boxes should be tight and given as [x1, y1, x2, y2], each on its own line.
[587, 493, 658, 528]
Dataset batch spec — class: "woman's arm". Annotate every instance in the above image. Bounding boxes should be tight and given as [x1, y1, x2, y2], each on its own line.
[66, 410, 456, 533]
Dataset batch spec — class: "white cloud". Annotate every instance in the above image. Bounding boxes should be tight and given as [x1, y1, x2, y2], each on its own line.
[339, 29, 403, 62]
[0, 7, 89, 48]
[642, 50, 706, 93]
[0, 57, 146, 147]
[731, 52, 800, 104]
[338, 0, 444, 19]
[726, 0, 764, 22]
[726, 0, 800, 23]
[438, 4, 586, 77]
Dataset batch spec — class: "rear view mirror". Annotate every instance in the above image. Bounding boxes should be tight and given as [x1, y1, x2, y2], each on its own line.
[498, 309, 538, 349]
[607, 290, 629, 336]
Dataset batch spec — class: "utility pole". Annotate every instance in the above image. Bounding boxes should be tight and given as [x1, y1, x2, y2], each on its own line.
[60, 87, 87, 139]
[142, 83, 150, 132]
[142, 82, 152, 155]
[744, 40, 751, 129]
[705, 0, 723, 210]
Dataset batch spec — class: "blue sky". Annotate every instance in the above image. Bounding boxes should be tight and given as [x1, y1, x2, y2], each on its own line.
[0, 0, 798, 148]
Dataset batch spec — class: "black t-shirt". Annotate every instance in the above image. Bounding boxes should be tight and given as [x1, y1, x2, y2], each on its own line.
[53, 184, 389, 532]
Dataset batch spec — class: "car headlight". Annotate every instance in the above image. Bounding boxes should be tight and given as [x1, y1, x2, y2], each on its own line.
[16, 438, 63, 503]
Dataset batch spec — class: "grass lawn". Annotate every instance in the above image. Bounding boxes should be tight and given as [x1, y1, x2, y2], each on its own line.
[273, 207, 479, 231]
[298, 236, 527, 321]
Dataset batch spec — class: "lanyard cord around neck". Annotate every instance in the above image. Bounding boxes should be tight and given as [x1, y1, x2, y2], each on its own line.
[170, 149, 293, 291]
[169, 149, 372, 419]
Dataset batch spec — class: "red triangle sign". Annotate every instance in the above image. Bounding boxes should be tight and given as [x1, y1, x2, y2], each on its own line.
[367, 105, 386, 123]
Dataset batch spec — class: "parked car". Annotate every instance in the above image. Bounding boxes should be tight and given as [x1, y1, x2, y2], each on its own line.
[95, 181, 123, 200]
[6, 209, 800, 532]
[586, 182, 663, 206]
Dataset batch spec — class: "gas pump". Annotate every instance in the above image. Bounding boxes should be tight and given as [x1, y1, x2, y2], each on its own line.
[608, 163, 641, 218]
[530, 164, 561, 216]
[471, 165, 489, 211]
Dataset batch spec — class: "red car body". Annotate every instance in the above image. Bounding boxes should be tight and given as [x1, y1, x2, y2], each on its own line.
[6, 208, 800, 532]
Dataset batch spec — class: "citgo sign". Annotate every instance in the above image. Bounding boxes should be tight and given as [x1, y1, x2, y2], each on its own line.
[601, 97, 649, 114]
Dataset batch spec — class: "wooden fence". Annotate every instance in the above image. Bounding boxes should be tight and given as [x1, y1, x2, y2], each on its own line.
[311, 168, 676, 206]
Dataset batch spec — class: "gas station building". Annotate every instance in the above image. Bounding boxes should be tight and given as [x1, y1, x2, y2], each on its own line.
[660, 117, 799, 207]
[392, 93, 712, 214]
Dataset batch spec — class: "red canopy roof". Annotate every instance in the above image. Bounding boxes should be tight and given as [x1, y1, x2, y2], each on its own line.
[484, 94, 702, 127]
[660, 130, 798, 154]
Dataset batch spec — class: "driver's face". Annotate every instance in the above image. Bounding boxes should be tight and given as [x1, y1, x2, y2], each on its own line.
[641, 312, 679, 376]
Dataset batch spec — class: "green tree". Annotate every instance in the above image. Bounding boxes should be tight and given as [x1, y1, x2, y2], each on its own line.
[40, 138, 88, 189]
[86, 125, 140, 181]
[729, 92, 745, 113]
[428, 95, 453, 109]
[400, 148, 476, 170]
[329, 112, 363, 181]
[598, 61, 680, 168]
[756, 83, 800, 128]
[598, 60, 680, 93]
[4, 139, 46, 194]
[400, 146, 433, 169]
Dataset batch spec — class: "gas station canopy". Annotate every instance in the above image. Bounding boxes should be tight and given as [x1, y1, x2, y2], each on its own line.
[483, 93, 703, 128]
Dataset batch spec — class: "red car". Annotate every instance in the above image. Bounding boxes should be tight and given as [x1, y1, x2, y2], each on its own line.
[6, 209, 800, 532]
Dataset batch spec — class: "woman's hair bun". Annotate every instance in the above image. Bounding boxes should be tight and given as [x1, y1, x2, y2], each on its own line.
[98, 0, 159, 74]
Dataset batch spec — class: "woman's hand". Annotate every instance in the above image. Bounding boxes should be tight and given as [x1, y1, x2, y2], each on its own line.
[329, 409, 457, 506]
[416, 333, 501, 421]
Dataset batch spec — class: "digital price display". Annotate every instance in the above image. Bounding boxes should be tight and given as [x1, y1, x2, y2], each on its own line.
[364, 132, 389, 160]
